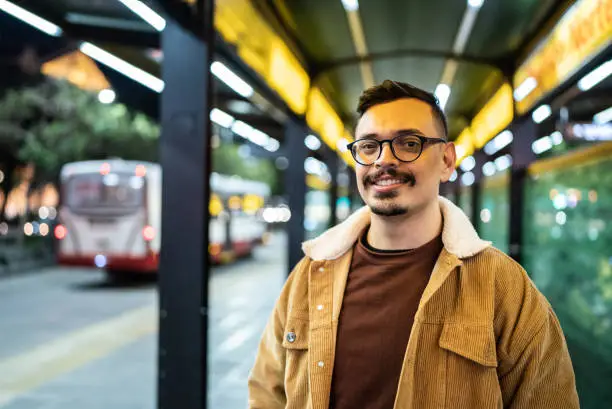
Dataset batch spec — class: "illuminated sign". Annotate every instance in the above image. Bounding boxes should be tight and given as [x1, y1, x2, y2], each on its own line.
[306, 87, 344, 149]
[214, 0, 353, 165]
[215, 0, 309, 115]
[565, 123, 612, 141]
[515, 0, 612, 113]
[42, 51, 110, 91]
[454, 128, 474, 165]
[470, 84, 514, 149]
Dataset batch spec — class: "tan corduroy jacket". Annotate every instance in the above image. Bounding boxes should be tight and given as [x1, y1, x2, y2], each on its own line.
[248, 197, 580, 409]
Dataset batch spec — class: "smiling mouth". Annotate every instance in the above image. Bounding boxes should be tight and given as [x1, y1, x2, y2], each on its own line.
[373, 178, 404, 187]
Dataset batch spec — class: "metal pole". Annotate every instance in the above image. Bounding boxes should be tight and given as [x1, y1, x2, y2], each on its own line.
[327, 149, 339, 228]
[157, 6, 214, 409]
[508, 118, 537, 263]
[285, 120, 307, 275]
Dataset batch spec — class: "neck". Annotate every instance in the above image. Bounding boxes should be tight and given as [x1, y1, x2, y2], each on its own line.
[367, 200, 442, 251]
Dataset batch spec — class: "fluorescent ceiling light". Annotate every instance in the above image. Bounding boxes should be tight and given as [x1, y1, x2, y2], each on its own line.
[80, 42, 164, 92]
[550, 131, 564, 145]
[482, 161, 496, 177]
[341, 0, 359, 11]
[98, 89, 116, 104]
[594, 106, 612, 124]
[459, 155, 476, 172]
[578, 60, 612, 91]
[468, 0, 485, 8]
[305, 135, 322, 150]
[494, 154, 512, 171]
[435, 84, 451, 111]
[461, 171, 475, 186]
[210, 108, 234, 128]
[116, 0, 165, 31]
[532, 136, 553, 154]
[231, 120, 253, 139]
[513, 77, 537, 101]
[231, 119, 279, 152]
[0, 0, 62, 36]
[484, 130, 513, 155]
[211, 61, 254, 98]
[532, 104, 552, 124]
[266, 138, 280, 152]
[449, 170, 458, 182]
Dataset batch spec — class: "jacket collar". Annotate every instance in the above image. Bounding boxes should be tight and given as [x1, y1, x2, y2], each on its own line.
[302, 196, 491, 261]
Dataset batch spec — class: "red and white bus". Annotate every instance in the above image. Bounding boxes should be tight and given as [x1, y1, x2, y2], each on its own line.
[55, 160, 269, 276]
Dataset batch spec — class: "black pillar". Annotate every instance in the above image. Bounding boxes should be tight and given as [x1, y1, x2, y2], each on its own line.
[508, 119, 538, 263]
[285, 120, 307, 274]
[157, 11, 214, 409]
[472, 150, 486, 233]
[327, 149, 339, 228]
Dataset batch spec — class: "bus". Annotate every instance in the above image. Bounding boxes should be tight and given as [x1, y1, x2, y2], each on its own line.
[55, 160, 269, 276]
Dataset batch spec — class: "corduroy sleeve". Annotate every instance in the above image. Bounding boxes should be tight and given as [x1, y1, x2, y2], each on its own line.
[248, 257, 308, 409]
[498, 307, 580, 409]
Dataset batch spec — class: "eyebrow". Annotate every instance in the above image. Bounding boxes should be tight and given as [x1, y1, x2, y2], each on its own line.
[356, 128, 426, 140]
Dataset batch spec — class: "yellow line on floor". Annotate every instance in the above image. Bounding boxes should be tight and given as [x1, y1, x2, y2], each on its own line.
[0, 305, 157, 406]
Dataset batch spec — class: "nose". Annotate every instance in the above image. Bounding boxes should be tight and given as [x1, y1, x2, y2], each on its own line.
[374, 141, 398, 167]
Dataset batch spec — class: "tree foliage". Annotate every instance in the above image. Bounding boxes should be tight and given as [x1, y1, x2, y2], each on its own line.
[0, 79, 159, 182]
[212, 142, 279, 193]
[0, 79, 277, 192]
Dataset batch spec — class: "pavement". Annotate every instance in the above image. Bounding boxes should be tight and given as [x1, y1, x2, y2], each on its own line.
[0, 233, 288, 409]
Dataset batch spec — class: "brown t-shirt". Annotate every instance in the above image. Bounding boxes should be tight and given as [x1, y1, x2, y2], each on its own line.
[330, 231, 443, 409]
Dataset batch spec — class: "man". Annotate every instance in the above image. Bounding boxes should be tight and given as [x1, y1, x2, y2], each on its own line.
[248, 80, 579, 409]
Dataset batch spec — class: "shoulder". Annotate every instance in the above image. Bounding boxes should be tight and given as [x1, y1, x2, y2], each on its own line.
[467, 247, 554, 351]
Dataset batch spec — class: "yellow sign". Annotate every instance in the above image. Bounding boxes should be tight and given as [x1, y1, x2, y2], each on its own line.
[306, 87, 344, 148]
[269, 38, 310, 114]
[214, 0, 353, 166]
[454, 127, 474, 165]
[470, 84, 513, 149]
[341, 130, 356, 169]
[515, 0, 612, 113]
[42, 51, 110, 92]
[215, 0, 309, 115]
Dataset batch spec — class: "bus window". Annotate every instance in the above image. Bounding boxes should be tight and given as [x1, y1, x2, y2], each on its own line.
[65, 173, 143, 214]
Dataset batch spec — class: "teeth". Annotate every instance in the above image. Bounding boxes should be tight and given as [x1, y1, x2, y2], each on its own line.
[375, 179, 402, 186]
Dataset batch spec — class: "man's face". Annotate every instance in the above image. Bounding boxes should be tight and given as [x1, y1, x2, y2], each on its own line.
[354, 98, 456, 217]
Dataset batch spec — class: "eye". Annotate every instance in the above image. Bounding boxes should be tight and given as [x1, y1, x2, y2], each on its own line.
[358, 141, 378, 151]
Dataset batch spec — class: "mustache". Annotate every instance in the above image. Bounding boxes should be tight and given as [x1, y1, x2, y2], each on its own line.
[364, 168, 416, 186]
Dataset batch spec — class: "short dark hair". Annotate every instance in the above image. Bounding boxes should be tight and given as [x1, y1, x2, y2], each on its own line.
[357, 79, 448, 139]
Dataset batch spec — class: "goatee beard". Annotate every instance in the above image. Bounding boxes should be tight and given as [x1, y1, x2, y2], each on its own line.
[370, 205, 408, 217]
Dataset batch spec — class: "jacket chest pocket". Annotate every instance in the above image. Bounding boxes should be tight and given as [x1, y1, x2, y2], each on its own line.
[282, 317, 311, 409]
[438, 323, 502, 409]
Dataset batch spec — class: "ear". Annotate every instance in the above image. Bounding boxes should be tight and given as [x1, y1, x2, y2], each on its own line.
[440, 142, 457, 182]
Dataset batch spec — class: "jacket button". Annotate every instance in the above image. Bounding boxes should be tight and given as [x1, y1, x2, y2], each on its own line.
[317, 361, 325, 368]
[318, 267, 325, 272]
[286, 332, 296, 343]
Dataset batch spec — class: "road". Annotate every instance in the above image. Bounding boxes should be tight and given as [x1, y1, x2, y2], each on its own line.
[0, 233, 287, 409]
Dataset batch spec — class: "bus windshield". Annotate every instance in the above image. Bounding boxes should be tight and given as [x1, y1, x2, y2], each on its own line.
[65, 173, 144, 215]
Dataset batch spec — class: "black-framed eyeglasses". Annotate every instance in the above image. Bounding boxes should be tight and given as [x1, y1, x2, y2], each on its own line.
[346, 134, 447, 166]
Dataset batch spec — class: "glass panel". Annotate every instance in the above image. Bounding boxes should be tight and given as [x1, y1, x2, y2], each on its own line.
[458, 185, 473, 221]
[304, 189, 331, 240]
[523, 156, 612, 408]
[478, 171, 510, 253]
